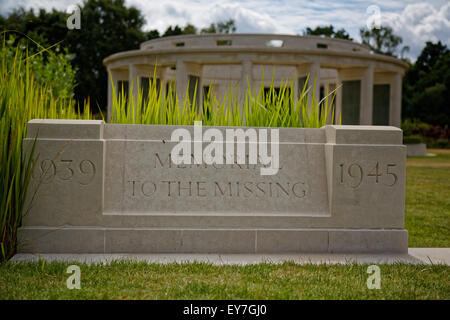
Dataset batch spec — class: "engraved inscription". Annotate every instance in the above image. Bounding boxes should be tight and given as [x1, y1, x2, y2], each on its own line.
[34, 159, 56, 184]
[127, 180, 307, 199]
[32, 159, 96, 185]
[78, 160, 96, 185]
[125, 153, 307, 201]
[339, 162, 398, 188]
[154, 153, 284, 171]
[112, 144, 332, 215]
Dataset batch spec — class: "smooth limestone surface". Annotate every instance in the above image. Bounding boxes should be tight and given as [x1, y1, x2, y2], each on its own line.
[406, 143, 427, 156]
[19, 120, 407, 254]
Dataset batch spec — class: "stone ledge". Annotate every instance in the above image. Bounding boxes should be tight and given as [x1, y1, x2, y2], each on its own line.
[12, 249, 449, 265]
[26, 119, 105, 139]
[18, 227, 408, 254]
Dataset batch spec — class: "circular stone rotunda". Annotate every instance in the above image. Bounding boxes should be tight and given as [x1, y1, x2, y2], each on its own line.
[104, 33, 408, 126]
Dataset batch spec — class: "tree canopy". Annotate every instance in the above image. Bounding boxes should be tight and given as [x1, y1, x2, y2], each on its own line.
[359, 25, 403, 57]
[0, 4, 237, 112]
[1, 0, 147, 113]
[402, 41, 450, 126]
[304, 25, 352, 40]
[201, 19, 236, 34]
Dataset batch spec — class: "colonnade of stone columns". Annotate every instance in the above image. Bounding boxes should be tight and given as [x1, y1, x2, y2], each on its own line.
[107, 60, 402, 127]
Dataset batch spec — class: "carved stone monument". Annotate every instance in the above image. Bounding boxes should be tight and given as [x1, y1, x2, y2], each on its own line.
[18, 119, 407, 253]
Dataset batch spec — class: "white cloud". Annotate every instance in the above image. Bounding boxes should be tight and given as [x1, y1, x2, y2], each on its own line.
[382, 3, 450, 58]
[0, 0, 80, 14]
[199, 2, 291, 33]
[127, 0, 290, 34]
[1, 0, 448, 59]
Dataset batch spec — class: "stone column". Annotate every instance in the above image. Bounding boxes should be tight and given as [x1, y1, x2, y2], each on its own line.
[176, 60, 189, 103]
[390, 72, 402, 127]
[129, 64, 139, 115]
[335, 69, 343, 124]
[308, 61, 321, 107]
[198, 66, 205, 112]
[159, 66, 167, 95]
[297, 62, 320, 112]
[360, 65, 374, 125]
[240, 59, 253, 101]
[293, 67, 299, 104]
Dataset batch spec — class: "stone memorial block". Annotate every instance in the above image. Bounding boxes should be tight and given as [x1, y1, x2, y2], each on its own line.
[18, 120, 407, 253]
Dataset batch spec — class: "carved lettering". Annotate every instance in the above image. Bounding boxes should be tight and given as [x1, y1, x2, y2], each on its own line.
[339, 162, 398, 188]
[32, 159, 96, 185]
[127, 180, 308, 199]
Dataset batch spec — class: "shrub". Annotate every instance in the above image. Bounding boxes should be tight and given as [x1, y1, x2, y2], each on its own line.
[424, 124, 449, 140]
[2, 35, 77, 100]
[401, 118, 429, 137]
[437, 139, 449, 149]
[403, 135, 424, 144]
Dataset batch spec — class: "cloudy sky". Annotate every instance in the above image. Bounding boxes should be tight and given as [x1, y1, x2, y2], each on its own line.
[1, 0, 449, 59]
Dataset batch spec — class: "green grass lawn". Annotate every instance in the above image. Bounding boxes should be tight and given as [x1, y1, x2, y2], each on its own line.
[0, 261, 448, 299]
[0, 149, 448, 300]
[406, 149, 450, 247]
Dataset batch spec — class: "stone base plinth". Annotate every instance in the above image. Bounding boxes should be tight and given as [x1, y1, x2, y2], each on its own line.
[406, 143, 427, 156]
[19, 121, 408, 255]
[18, 227, 408, 254]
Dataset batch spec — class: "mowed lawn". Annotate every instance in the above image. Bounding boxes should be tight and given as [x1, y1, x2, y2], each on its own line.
[406, 149, 450, 247]
[0, 149, 448, 300]
[0, 261, 448, 299]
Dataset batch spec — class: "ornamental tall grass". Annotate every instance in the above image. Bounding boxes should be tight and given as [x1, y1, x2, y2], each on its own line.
[110, 70, 340, 128]
[0, 37, 91, 261]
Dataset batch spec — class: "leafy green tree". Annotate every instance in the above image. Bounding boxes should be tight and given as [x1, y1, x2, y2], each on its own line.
[163, 25, 183, 37]
[68, 0, 146, 112]
[201, 19, 236, 34]
[67, 0, 145, 112]
[145, 29, 160, 40]
[200, 23, 216, 34]
[403, 41, 450, 125]
[162, 23, 198, 37]
[183, 24, 197, 35]
[1, 35, 76, 100]
[217, 19, 236, 34]
[415, 41, 448, 72]
[0, 8, 68, 50]
[304, 25, 352, 40]
[1, 0, 147, 113]
[359, 25, 403, 56]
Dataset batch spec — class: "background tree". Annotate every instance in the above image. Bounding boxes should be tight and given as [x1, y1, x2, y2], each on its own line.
[201, 19, 236, 34]
[304, 25, 352, 40]
[68, 0, 146, 112]
[200, 23, 216, 34]
[162, 23, 198, 37]
[0, 8, 68, 49]
[182, 23, 197, 35]
[163, 25, 183, 37]
[0, 4, 239, 113]
[1, 35, 77, 100]
[145, 29, 160, 40]
[217, 19, 236, 34]
[359, 25, 404, 56]
[402, 41, 450, 126]
[1, 0, 148, 113]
